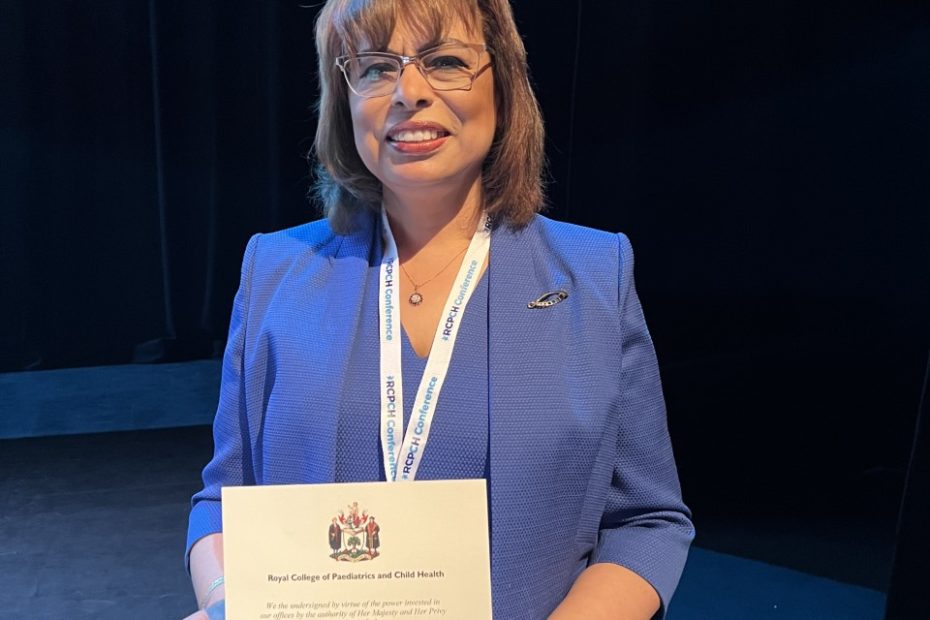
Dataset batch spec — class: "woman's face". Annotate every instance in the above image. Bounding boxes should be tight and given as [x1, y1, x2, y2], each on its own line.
[347, 18, 496, 198]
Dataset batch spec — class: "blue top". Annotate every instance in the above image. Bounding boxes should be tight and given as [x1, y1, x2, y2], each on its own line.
[188, 214, 694, 620]
[335, 269, 489, 482]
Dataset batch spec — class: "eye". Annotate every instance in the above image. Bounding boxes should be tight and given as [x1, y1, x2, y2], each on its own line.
[425, 54, 470, 71]
[355, 59, 398, 82]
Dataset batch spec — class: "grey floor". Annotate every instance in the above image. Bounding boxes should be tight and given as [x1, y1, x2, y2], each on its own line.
[1, 428, 207, 618]
[0, 426, 894, 620]
[0, 363, 898, 619]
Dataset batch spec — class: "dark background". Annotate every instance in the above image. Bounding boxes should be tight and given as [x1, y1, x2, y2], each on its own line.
[2, 0, 928, 547]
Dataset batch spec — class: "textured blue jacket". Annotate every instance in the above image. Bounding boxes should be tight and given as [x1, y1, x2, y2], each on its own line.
[187, 213, 694, 619]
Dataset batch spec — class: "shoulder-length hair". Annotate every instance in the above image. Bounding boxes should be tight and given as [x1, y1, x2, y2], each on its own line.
[313, 0, 546, 233]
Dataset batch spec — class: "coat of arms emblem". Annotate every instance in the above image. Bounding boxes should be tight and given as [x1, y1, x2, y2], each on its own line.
[328, 501, 381, 562]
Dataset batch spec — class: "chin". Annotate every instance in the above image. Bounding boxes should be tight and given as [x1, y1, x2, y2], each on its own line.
[381, 164, 466, 190]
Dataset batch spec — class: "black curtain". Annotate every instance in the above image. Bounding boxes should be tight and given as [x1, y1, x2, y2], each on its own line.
[2, 0, 930, 517]
[1, 1, 320, 370]
[567, 0, 930, 508]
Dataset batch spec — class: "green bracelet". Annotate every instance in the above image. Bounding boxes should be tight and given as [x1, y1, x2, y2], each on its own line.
[199, 575, 225, 609]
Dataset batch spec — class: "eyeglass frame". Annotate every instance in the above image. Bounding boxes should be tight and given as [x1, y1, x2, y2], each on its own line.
[335, 41, 493, 98]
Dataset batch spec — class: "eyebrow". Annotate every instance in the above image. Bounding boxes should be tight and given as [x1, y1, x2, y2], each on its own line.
[359, 37, 457, 55]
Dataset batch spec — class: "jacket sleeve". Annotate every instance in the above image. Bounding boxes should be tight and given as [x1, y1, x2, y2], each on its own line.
[185, 233, 261, 568]
[589, 233, 695, 619]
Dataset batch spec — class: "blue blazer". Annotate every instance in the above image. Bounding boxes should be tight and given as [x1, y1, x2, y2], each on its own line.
[188, 213, 694, 619]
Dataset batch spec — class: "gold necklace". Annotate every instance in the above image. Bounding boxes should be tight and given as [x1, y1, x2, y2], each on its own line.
[400, 246, 469, 306]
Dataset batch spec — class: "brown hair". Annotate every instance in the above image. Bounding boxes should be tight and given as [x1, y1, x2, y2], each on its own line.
[312, 0, 546, 233]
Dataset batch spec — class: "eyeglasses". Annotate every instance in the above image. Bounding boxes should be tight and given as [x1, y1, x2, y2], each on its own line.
[336, 41, 492, 98]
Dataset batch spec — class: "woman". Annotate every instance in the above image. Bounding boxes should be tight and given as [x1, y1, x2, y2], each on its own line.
[184, 1, 694, 619]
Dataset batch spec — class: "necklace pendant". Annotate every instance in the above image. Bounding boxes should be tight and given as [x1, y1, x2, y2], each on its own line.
[408, 292, 424, 306]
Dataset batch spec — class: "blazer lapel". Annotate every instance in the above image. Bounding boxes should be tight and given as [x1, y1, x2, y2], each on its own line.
[259, 216, 377, 484]
[487, 217, 576, 610]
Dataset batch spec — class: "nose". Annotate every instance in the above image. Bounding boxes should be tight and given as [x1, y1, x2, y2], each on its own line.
[391, 61, 434, 109]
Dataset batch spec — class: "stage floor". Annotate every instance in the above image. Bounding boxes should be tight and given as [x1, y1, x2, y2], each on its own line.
[0, 426, 892, 619]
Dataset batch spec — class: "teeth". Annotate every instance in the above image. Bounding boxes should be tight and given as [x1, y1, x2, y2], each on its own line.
[392, 129, 441, 142]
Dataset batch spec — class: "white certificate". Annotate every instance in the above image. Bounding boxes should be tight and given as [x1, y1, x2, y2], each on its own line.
[222, 479, 492, 620]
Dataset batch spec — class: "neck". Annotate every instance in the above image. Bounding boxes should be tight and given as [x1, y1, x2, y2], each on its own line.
[383, 177, 483, 260]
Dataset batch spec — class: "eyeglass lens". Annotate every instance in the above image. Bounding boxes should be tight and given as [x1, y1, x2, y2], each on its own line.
[342, 44, 481, 97]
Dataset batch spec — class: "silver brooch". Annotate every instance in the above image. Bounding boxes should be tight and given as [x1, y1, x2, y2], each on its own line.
[527, 290, 568, 309]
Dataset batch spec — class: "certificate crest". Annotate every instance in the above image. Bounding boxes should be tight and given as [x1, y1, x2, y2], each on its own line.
[328, 501, 381, 562]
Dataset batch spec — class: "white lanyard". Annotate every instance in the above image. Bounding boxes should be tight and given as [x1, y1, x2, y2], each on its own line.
[379, 209, 490, 482]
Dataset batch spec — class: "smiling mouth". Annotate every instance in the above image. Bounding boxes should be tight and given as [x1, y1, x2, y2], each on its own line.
[387, 129, 451, 143]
